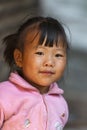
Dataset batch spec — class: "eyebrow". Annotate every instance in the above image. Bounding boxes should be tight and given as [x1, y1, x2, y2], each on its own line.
[33, 45, 45, 49]
[34, 45, 66, 52]
[55, 48, 66, 51]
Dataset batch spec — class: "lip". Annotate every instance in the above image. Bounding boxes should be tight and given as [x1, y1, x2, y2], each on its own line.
[39, 70, 55, 75]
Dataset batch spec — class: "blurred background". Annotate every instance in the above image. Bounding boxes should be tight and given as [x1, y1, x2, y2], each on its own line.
[0, 0, 87, 129]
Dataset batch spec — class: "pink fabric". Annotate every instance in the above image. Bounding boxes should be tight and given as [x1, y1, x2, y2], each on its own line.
[0, 72, 69, 130]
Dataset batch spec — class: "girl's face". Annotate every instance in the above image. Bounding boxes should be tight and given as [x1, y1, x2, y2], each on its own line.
[14, 34, 67, 94]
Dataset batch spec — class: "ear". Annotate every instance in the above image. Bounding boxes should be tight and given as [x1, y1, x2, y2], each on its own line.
[14, 49, 23, 68]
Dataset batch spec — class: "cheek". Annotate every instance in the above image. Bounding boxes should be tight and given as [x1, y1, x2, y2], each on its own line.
[62, 59, 66, 69]
[26, 56, 42, 70]
[33, 56, 43, 65]
[61, 60, 66, 71]
[57, 60, 66, 73]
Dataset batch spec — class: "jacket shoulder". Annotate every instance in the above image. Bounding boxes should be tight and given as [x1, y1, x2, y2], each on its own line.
[0, 81, 16, 95]
[0, 80, 14, 88]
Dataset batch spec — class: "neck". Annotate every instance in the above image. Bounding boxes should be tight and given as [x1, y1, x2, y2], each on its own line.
[36, 85, 50, 94]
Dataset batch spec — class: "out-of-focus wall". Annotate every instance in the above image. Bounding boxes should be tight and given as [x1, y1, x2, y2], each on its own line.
[0, 0, 40, 81]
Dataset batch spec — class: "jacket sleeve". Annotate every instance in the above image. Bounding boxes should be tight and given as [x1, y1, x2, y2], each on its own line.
[0, 104, 4, 128]
[62, 96, 69, 126]
[64, 99, 69, 125]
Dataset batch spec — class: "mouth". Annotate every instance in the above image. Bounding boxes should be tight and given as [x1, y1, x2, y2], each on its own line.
[39, 70, 55, 75]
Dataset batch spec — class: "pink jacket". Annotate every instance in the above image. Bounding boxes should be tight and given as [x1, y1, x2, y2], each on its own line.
[0, 72, 69, 130]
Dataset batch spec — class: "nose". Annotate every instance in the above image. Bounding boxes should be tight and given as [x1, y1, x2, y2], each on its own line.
[44, 56, 55, 67]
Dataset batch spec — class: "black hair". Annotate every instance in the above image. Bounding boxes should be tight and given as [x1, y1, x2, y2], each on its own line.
[3, 16, 69, 71]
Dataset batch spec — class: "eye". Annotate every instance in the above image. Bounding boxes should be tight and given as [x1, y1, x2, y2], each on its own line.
[35, 51, 44, 55]
[55, 54, 63, 57]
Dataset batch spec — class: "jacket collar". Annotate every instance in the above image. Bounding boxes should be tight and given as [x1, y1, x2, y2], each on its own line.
[9, 72, 64, 95]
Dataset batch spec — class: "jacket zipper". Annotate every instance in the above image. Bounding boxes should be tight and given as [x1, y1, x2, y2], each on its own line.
[42, 95, 48, 130]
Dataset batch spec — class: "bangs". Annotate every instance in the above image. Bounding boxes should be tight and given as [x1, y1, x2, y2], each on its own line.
[37, 19, 68, 48]
[18, 17, 69, 50]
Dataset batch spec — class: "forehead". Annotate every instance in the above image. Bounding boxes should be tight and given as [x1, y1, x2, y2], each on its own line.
[24, 29, 39, 46]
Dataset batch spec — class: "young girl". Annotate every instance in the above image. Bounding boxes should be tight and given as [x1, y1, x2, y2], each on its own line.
[0, 16, 69, 130]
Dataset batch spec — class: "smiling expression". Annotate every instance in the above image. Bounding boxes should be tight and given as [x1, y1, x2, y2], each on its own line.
[14, 33, 67, 93]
